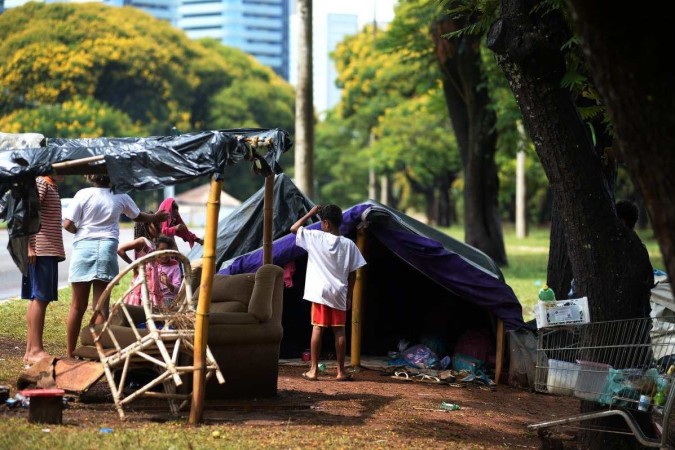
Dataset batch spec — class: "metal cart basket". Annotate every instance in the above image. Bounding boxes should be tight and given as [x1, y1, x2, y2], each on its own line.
[528, 316, 675, 448]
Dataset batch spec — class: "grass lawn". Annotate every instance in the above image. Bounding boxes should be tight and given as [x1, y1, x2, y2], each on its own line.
[440, 224, 664, 322]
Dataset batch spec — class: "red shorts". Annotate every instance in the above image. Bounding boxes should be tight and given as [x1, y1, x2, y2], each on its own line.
[311, 303, 346, 327]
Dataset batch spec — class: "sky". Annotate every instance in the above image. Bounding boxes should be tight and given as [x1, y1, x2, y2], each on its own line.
[312, 0, 397, 27]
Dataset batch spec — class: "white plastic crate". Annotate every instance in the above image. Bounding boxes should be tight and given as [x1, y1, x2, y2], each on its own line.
[535, 297, 590, 328]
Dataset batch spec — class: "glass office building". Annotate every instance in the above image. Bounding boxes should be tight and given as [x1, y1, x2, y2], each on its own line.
[179, 0, 289, 79]
[1, 0, 290, 81]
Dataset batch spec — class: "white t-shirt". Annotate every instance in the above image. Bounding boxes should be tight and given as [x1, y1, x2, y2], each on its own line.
[296, 226, 367, 311]
[65, 187, 140, 242]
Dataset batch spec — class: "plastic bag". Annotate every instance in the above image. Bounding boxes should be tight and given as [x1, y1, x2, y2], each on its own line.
[598, 368, 658, 407]
[507, 328, 538, 390]
[402, 344, 439, 369]
[452, 353, 487, 375]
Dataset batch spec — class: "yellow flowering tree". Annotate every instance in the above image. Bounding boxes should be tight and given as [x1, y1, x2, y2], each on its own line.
[0, 2, 294, 142]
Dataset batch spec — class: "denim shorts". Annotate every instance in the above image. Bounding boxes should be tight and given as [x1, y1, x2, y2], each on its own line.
[69, 238, 119, 283]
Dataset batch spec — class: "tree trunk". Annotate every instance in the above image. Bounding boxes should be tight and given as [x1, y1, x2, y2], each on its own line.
[431, 16, 507, 266]
[406, 173, 436, 225]
[547, 202, 574, 299]
[294, 0, 314, 198]
[436, 174, 455, 227]
[488, 1, 654, 446]
[548, 105, 616, 299]
[565, 0, 675, 292]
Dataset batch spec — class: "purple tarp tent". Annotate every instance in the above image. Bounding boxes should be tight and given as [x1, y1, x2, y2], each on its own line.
[218, 201, 525, 358]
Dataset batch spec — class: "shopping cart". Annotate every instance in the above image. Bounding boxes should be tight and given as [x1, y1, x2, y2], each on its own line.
[528, 316, 675, 448]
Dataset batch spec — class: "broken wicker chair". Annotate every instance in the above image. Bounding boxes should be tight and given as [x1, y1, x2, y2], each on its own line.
[74, 250, 224, 419]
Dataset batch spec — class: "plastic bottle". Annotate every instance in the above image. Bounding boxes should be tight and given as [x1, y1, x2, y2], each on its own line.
[318, 362, 326, 373]
[538, 284, 556, 302]
[655, 366, 674, 407]
[440, 401, 460, 411]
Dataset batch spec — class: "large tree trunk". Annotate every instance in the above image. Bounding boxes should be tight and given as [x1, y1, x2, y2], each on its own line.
[431, 17, 507, 266]
[547, 203, 574, 299]
[487, 1, 654, 446]
[435, 174, 455, 227]
[565, 1, 675, 295]
[294, 0, 314, 198]
[548, 112, 616, 298]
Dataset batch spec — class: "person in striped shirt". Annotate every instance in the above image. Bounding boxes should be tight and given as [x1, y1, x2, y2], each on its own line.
[21, 175, 66, 365]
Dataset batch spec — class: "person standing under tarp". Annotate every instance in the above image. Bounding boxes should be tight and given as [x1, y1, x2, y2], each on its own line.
[21, 175, 65, 365]
[291, 204, 366, 382]
[62, 175, 168, 358]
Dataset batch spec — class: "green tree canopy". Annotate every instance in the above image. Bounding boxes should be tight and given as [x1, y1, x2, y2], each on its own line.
[371, 89, 461, 211]
[0, 2, 295, 200]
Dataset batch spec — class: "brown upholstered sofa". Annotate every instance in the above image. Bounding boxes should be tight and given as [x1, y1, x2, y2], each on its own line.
[188, 263, 285, 398]
[76, 263, 285, 399]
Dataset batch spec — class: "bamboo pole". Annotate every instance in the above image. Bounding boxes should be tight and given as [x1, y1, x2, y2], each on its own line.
[263, 175, 274, 265]
[350, 228, 367, 369]
[188, 176, 222, 424]
[52, 155, 105, 170]
[494, 319, 505, 385]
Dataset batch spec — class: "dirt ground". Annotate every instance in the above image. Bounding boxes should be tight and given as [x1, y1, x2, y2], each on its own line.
[0, 335, 584, 449]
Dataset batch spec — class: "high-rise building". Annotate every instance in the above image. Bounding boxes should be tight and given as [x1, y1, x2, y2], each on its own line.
[178, 0, 289, 80]
[105, 0, 178, 25]
[1, 0, 290, 81]
[289, 0, 396, 117]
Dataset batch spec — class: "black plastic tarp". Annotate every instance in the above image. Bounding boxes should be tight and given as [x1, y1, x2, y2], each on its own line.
[187, 173, 316, 270]
[0, 129, 290, 192]
[0, 128, 291, 274]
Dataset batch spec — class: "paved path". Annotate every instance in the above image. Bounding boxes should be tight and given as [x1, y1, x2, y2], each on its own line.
[0, 227, 203, 301]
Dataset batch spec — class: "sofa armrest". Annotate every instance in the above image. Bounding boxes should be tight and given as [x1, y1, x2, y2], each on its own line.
[190, 258, 203, 293]
[248, 265, 284, 321]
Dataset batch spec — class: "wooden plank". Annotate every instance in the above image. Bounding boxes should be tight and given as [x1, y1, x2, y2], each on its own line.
[495, 319, 505, 385]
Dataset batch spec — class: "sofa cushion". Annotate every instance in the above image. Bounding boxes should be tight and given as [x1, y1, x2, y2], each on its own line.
[193, 273, 256, 305]
[209, 312, 259, 325]
[80, 324, 149, 348]
[210, 301, 247, 314]
[108, 304, 146, 327]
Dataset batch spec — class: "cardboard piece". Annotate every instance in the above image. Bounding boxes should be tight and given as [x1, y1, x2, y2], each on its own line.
[54, 358, 105, 393]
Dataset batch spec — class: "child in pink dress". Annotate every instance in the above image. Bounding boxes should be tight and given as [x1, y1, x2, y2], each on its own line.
[117, 219, 162, 306]
[157, 198, 204, 249]
[155, 235, 183, 306]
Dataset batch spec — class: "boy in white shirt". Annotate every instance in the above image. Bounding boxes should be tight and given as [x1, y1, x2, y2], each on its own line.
[291, 204, 366, 382]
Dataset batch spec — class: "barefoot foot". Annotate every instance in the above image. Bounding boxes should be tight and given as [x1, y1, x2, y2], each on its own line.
[23, 350, 51, 364]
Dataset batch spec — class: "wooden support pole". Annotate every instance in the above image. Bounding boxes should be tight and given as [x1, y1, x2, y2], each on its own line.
[51, 155, 105, 170]
[495, 319, 505, 385]
[189, 176, 222, 425]
[350, 228, 367, 369]
[263, 175, 274, 265]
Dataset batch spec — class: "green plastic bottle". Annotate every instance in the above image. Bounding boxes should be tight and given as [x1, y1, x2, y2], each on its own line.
[440, 401, 461, 411]
[538, 284, 556, 301]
